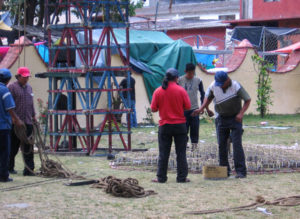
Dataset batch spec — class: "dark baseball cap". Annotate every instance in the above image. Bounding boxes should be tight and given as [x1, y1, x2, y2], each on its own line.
[166, 68, 179, 77]
[215, 71, 228, 87]
[0, 68, 12, 79]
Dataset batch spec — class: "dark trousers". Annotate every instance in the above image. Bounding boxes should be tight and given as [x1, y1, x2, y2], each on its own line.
[184, 110, 199, 143]
[9, 124, 34, 174]
[217, 116, 247, 176]
[0, 130, 11, 179]
[157, 123, 188, 182]
[215, 116, 220, 141]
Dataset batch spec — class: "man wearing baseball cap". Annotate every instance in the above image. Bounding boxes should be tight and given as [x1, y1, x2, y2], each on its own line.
[192, 71, 251, 178]
[8, 67, 36, 176]
[0, 69, 23, 182]
[151, 68, 191, 183]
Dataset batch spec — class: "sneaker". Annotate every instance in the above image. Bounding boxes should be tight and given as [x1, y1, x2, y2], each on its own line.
[177, 178, 191, 183]
[9, 170, 17, 174]
[0, 177, 13, 182]
[235, 173, 247, 179]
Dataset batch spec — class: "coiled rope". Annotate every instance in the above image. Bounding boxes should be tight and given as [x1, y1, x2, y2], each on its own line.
[15, 123, 156, 197]
[91, 176, 157, 198]
[14, 121, 82, 179]
[186, 195, 300, 215]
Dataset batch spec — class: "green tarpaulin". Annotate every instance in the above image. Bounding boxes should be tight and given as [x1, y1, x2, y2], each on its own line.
[114, 29, 174, 63]
[115, 29, 197, 101]
[141, 40, 197, 101]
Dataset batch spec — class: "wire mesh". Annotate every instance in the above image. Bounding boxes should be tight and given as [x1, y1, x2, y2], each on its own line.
[189, 27, 300, 71]
[112, 142, 300, 174]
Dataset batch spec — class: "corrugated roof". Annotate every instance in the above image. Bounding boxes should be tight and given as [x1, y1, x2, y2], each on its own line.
[224, 16, 300, 24]
[135, 0, 239, 19]
[130, 18, 229, 31]
[132, 1, 237, 31]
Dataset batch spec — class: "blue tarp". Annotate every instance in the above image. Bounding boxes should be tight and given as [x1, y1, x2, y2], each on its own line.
[1, 12, 13, 26]
[195, 53, 215, 69]
[36, 44, 49, 64]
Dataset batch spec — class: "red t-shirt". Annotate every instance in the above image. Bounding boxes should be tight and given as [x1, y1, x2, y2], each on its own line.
[151, 81, 191, 126]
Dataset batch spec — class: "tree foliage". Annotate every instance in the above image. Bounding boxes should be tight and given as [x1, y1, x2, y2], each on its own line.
[4, 0, 143, 27]
[252, 54, 274, 118]
[4, 0, 47, 26]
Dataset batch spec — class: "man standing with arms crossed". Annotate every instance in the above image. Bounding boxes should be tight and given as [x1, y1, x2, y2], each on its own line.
[193, 71, 251, 178]
[178, 63, 212, 151]
[8, 67, 36, 176]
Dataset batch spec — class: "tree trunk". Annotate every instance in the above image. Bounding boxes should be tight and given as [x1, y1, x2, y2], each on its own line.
[26, 0, 38, 26]
[169, 0, 172, 9]
[37, 0, 45, 27]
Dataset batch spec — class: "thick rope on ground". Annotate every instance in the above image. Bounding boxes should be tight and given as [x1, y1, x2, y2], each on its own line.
[91, 176, 157, 198]
[186, 195, 300, 215]
[14, 122, 82, 179]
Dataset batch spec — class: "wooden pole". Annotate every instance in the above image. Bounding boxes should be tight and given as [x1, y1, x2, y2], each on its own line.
[169, 0, 172, 10]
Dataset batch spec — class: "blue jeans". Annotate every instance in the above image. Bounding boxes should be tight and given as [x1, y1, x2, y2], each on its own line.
[0, 129, 11, 180]
[184, 110, 199, 143]
[126, 98, 137, 128]
[217, 116, 247, 176]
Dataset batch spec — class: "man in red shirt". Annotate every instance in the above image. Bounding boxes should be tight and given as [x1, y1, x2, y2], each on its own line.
[151, 68, 191, 183]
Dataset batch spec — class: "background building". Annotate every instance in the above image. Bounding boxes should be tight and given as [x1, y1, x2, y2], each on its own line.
[234, 0, 300, 27]
[132, 0, 240, 50]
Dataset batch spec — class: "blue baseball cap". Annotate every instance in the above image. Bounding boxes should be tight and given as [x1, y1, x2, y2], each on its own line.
[166, 68, 179, 77]
[215, 71, 228, 87]
[0, 68, 12, 79]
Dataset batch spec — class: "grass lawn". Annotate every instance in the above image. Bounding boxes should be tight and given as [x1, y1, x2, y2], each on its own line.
[1, 114, 300, 218]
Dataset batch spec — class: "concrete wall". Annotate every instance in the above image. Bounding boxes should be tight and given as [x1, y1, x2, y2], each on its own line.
[113, 47, 300, 125]
[198, 48, 300, 115]
[167, 27, 226, 50]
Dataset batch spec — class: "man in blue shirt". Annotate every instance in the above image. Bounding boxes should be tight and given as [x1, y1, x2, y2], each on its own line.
[0, 68, 22, 182]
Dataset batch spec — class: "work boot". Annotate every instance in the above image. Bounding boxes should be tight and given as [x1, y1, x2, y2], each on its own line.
[191, 143, 198, 151]
[0, 177, 13, 182]
[23, 170, 35, 176]
[9, 169, 17, 174]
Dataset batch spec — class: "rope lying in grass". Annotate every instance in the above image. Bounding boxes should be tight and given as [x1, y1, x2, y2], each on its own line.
[14, 122, 82, 179]
[0, 178, 64, 192]
[186, 195, 300, 215]
[91, 176, 157, 198]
